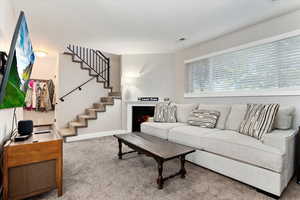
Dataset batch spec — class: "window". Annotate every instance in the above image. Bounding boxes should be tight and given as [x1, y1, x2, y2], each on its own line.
[185, 32, 300, 96]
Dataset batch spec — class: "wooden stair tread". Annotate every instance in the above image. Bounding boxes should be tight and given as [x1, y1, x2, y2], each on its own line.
[79, 114, 94, 119]
[111, 96, 121, 99]
[109, 92, 121, 96]
[59, 128, 75, 137]
[69, 121, 86, 127]
[88, 108, 105, 112]
[101, 102, 114, 105]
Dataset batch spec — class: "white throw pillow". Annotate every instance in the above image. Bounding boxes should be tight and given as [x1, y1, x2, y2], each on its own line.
[176, 104, 197, 123]
[225, 104, 247, 131]
[273, 106, 295, 130]
[197, 104, 231, 130]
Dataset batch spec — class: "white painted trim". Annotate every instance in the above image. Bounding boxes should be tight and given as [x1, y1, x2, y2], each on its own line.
[65, 130, 128, 142]
[184, 29, 300, 64]
[125, 100, 163, 104]
[184, 88, 300, 98]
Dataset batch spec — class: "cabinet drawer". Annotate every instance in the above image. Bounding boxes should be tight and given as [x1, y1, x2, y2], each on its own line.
[6, 140, 62, 167]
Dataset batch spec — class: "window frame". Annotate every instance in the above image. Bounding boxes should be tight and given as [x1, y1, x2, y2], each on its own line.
[184, 29, 300, 98]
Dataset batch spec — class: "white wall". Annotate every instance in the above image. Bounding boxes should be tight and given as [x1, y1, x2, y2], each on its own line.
[121, 53, 175, 101]
[0, 0, 16, 51]
[175, 9, 300, 128]
[30, 55, 57, 80]
[121, 53, 176, 129]
[103, 52, 121, 92]
[56, 53, 122, 134]
[0, 0, 24, 146]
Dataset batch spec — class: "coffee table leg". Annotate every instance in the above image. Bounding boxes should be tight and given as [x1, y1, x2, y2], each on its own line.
[156, 160, 164, 189]
[180, 155, 186, 179]
[118, 139, 122, 160]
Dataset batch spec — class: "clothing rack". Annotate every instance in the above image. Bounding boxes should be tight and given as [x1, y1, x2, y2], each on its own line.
[29, 78, 52, 81]
[24, 79, 56, 112]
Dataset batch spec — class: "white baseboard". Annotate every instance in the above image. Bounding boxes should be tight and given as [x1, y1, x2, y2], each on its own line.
[65, 130, 128, 142]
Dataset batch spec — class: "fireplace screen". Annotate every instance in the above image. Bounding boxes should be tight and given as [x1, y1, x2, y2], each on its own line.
[132, 106, 155, 132]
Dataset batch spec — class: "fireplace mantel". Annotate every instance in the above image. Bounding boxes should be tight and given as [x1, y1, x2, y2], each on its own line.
[125, 100, 162, 105]
[126, 101, 160, 132]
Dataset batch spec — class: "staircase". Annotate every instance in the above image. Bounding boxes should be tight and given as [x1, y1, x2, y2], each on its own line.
[59, 45, 121, 138]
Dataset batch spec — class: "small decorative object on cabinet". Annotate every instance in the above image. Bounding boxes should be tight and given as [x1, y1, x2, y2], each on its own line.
[2, 129, 63, 200]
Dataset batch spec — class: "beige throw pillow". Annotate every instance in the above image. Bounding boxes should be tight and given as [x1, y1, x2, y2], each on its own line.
[197, 104, 231, 130]
[188, 109, 220, 128]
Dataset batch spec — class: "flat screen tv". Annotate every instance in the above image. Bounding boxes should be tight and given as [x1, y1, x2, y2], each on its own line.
[0, 11, 35, 109]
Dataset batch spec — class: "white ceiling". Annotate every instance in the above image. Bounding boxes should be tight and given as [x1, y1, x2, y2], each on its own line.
[11, 0, 300, 54]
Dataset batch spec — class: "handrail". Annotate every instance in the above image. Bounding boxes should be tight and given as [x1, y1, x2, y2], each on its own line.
[96, 50, 109, 62]
[59, 77, 95, 102]
[58, 44, 111, 102]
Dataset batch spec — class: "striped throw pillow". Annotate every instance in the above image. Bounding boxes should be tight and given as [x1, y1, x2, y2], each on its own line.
[188, 109, 220, 128]
[154, 102, 177, 123]
[164, 103, 177, 123]
[154, 102, 169, 122]
[239, 104, 279, 140]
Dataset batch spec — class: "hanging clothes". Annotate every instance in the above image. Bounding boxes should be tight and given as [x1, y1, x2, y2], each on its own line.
[24, 79, 55, 112]
[47, 80, 55, 107]
[32, 80, 37, 109]
[24, 80, 34, 109]
[39, 81, 52, 111]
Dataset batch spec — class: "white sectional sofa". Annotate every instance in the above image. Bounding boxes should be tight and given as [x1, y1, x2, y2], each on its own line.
[141, 104, 298, 197]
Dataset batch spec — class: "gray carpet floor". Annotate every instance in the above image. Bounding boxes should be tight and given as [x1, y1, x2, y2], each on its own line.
[32, 136, 300, 200]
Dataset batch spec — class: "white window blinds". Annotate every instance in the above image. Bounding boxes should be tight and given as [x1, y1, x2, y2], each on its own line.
[186, 34, 300, 94]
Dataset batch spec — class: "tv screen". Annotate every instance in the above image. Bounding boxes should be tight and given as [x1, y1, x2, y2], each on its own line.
[0, 11, 35, 109]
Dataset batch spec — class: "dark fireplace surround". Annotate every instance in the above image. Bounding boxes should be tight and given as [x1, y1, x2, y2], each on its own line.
[132, 106, 155, 132]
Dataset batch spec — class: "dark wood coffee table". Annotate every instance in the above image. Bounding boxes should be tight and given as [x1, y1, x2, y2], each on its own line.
[114, 133, 196, 189]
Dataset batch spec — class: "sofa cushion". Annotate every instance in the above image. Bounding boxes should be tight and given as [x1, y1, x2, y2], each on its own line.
[187, 109, 220, 128]
[169, 126, 284, 173]
[201, 130, 284, 173]
[197, 104, 231, 130]
[239, 104, 279, 140]
[225, 104, 247, 131]
[274, 106, 295, 130]
[141, 122, 186, 139]
[176, 104, 197, 123]
[168, 126, 219, 149]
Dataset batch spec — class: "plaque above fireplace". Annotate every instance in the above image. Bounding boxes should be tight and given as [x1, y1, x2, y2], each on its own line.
[137, 97, 159, 101]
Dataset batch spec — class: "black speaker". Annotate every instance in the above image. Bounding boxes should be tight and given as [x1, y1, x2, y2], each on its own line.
[18, 120, 33, 136]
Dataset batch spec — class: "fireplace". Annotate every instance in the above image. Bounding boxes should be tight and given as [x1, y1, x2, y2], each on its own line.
[132, 106, 155, 132]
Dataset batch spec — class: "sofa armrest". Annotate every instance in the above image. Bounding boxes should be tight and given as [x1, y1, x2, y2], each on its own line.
[263, 129, 297, 153]
[263, 129, 298, 184]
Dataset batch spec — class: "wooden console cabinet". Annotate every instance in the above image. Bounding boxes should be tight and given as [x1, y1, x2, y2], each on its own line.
[2, 130, 63, 200]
